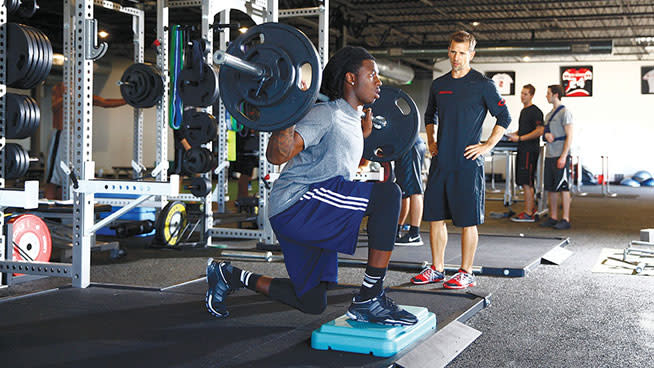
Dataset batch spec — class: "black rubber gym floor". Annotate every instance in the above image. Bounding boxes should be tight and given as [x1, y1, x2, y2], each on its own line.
[342, 232, 569, 277]
[0, 280, 489, 368]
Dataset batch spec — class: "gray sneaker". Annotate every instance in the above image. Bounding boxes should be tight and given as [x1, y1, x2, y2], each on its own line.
[539, 217, 558, 228]
[553, 219, 571, 230]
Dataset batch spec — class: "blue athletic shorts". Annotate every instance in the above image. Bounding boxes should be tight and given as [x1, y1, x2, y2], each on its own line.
[423, 165, 485, 227]
[394, 138, 426, 198]
[269, 176, 373, 297]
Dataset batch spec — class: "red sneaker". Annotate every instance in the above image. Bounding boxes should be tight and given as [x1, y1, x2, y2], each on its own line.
[410, 265, 444, 285]
[443, 269, 476, 290]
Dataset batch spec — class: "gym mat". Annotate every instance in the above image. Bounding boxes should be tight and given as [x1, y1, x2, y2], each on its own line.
[0, 280, 489, 368]
[341, 232, 570, 277]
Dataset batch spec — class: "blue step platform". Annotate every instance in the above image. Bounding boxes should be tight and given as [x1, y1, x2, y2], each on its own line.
[311, 305, 436, 357]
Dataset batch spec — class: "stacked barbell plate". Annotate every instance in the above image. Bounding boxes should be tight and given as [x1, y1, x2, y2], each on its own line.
[6, 93, 40, 139]
[120, 63, 165, 108]
[5, 143, 31, 180]
[219, 22, 322, 132]
[6, 23, 53, 89]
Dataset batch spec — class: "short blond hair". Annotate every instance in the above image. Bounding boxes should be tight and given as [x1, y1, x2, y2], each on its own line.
[449, 31, 476, 52]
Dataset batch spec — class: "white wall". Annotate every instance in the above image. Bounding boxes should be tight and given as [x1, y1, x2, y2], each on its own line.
[93, 58, 175, 173]
[460, 59, 654, 179]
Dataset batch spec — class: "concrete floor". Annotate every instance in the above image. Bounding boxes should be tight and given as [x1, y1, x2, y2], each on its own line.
[2, 184, 654, 367]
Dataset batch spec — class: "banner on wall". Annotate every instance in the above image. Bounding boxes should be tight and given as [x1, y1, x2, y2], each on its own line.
[560, 66, 593, 97]
[642, 66, 654, 94]
[486, 71, 515, 95]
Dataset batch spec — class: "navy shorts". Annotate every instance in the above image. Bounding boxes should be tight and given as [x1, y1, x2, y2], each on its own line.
[394, 138, 426, 198]
[515, 150, 539, 186]
[423, 165, 485, 227]
[544, 156, 571, 192]
[269, 176, 373, 297]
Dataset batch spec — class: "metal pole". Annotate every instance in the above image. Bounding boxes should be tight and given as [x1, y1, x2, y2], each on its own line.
[214, 50, 267, 77]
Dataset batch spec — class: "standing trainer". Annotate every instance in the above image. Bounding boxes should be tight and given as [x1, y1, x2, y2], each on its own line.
[507, 84, 544, 222]
[411, 31, 511, 289]
[540, 84, 573, 230]
[206, 46, 417, 326]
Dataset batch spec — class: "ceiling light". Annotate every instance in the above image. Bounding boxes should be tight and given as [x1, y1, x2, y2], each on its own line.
[98, 30, 109, 38]
[238, 26, 248, 34]
[522, 56, 531, 61]
[471, 21, 480, 27]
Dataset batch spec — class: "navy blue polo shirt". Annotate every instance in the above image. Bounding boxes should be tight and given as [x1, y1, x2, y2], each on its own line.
[424, 69, 511, 170]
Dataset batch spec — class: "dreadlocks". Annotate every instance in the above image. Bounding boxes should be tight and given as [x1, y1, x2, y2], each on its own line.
[320, 46, 375, 101]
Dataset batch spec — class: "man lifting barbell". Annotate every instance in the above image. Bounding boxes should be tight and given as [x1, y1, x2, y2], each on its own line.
[206, 46, 417, 326]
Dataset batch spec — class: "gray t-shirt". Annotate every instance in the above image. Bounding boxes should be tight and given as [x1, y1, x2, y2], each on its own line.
[544, 105, 573, 158]
[269, 98, 364, 217]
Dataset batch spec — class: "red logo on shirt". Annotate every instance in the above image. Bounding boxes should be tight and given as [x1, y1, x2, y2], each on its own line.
[438, 90, 453, 94]
[498, 99, 506, 106]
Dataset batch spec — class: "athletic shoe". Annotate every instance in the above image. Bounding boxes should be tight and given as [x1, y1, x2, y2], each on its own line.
[410, 265, 444, 285]
[443, 269, 476, 290]
[511, 212, 536, 223]
[539, 217, 558, 228]
[346, 290, 418, 326]
[553, 219, 571, 230]
[206, 259, 236, 318]
[395, 233, 424, 246]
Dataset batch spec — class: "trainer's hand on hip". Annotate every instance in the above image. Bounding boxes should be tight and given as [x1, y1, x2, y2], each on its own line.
[428, 140, 438, 156]
[464, 143, 491, 160]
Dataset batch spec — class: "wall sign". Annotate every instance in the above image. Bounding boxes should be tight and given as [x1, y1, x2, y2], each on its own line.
[486, 71, 515, 95]
[560, 66, 593, 97]
[642, 66, 654, 94]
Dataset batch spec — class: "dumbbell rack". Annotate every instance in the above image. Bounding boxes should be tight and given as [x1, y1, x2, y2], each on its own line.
[58, 0, 179, 288]
[0, 3, 62, 286]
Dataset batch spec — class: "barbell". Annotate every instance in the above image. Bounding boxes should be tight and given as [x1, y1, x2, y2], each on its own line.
[6, 143, 39, 179]
[215, 22, 420, 162]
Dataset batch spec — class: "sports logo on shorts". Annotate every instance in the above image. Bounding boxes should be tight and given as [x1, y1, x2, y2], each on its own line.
[497, 99, 506, 106]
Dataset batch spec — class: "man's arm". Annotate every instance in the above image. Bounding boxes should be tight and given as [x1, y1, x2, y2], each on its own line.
[509, 125, 544, 142]
[557, 124, 573, 169]
[465, 82, 511, 160]
[464, 124, 506, 160]
[93, 96, 127, 108]
[266, 126, 305, 165]
[425, 123, 438, 157]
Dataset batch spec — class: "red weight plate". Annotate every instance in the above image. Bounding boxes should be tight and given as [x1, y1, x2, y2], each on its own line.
[9, 214, 52, 264]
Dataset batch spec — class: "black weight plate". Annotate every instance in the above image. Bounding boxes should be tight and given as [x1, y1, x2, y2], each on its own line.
[120, 63, 164, 108]
[19, 25, 41, 89]
[23, 26, 51, 88]
[6, 143, 29, 179]
[6, 23, 32, 88]
[28, 26, 53, 88]
[24, 95, 40, 137]
[178, 63, 220, 107]
[363, 85, 420, 163]
[219, 22, 322, 132]
[5, 93, 23, 139]
[181, 110, 217, 147]
[17, 0, 39, 18]
[190, 177, 212, 197]
[13, 95, 30, 139]
[40, 27, 55, 83]
[183, 147, 212, 174]
[16, 95, 32, 139]
[7, 0, 21, 13]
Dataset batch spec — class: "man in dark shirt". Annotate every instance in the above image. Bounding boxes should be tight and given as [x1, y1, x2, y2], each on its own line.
[507, 84, 544, 222]
[411, 31, 511, 289]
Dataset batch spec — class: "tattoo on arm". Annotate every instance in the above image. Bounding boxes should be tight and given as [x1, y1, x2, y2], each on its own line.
[267, 126, 297, 163]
